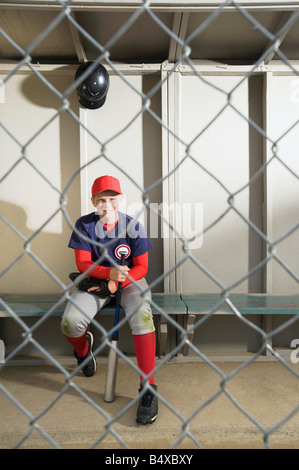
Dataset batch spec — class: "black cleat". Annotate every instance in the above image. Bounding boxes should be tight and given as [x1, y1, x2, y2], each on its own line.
[136, 384, 158, 425]
[74, 331, 96, 377]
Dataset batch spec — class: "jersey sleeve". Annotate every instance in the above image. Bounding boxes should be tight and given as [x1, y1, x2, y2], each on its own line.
[122, 252, 148, 287]
[68, 218, 92, 252]
[75, 249, 111, 279]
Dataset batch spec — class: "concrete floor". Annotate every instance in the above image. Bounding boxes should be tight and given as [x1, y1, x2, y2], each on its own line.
[1, 355, 299, 449]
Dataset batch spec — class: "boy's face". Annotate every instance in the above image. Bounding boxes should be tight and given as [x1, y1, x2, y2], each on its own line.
[91, 190, 122, 223]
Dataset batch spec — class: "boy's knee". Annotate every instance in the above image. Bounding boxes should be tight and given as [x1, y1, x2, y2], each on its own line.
[129, 305, 155, 336]
[61, 308, 87, 337]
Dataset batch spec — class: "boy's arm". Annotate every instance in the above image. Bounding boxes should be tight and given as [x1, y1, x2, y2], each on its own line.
[74, 249, 148, 287]
[121, 252, 148, 287]
[75, 249, 111, 279]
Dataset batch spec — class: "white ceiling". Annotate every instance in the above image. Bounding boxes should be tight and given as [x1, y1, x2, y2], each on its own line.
[0, 1, 299, 65]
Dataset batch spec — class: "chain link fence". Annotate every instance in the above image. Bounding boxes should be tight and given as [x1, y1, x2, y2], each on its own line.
[0, 0, 299, 449]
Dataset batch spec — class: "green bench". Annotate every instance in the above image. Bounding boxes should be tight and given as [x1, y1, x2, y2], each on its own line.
[1, 293, 299, 358]
[0, 293, 188, 357]
[180, 293, 299, 357]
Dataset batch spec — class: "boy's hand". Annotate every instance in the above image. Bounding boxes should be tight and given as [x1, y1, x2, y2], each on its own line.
[110, 265, 130, 283]
[107, 280, 117, 294]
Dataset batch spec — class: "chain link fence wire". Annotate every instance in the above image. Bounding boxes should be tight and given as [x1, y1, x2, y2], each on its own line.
[0, 0, 299, 449]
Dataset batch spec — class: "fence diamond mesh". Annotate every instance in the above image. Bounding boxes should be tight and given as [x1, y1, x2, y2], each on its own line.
[0, 0, 299, 450]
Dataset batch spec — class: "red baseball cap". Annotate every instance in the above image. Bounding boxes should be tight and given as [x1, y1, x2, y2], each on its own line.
[91, 175, 122, 196]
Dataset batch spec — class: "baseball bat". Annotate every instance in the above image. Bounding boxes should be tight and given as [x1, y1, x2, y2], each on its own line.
[104, 252, 125, 403]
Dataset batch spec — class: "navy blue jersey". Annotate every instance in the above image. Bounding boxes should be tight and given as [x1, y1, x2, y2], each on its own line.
[68, 211, 152, 268]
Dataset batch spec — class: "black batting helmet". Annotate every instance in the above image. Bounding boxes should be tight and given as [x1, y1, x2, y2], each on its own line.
[75, 61, 110, 110]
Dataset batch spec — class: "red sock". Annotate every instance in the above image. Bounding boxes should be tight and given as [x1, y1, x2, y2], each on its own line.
[64, 332, 88, 358]
[133, 331, 156, 385]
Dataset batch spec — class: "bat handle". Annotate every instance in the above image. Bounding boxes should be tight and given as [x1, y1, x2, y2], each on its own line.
[115, 253, 126, 305]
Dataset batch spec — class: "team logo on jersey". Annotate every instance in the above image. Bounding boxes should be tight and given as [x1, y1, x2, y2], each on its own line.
[115, 244, 131, 260]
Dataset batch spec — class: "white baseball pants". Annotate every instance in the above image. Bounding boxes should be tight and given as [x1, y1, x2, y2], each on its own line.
[61, 278, 155, 338]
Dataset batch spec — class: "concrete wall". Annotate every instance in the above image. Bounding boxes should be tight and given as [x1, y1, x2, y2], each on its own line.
[0, 68, 80, 294]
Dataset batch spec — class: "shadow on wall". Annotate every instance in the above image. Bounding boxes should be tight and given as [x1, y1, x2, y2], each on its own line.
[0, 200, 77, 294]
[0, 69, 82, 294]
[21, 67, 78, 110]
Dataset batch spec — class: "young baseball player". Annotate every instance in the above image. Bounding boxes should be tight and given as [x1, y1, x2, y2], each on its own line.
[61, 175, 158, 425]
